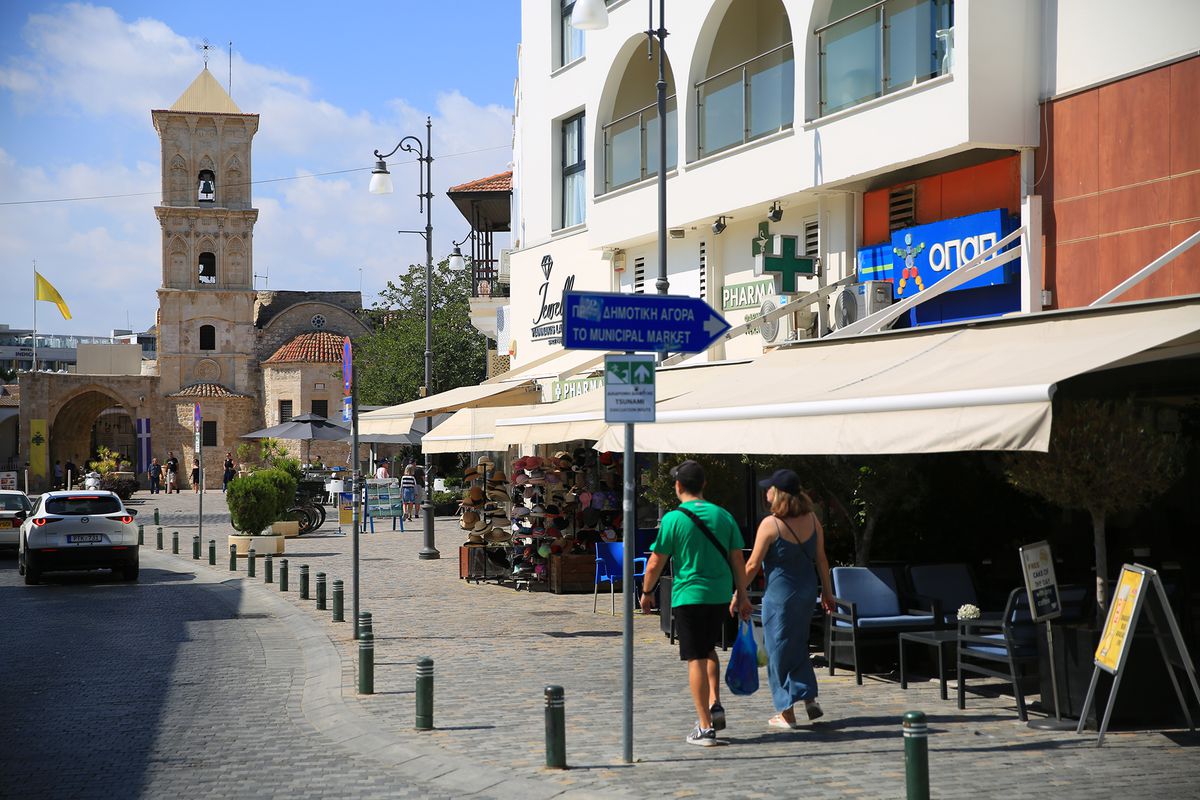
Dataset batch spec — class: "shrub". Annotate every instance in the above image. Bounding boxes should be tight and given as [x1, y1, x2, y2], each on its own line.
[226, 473, 279, 536]
[100, 475, 138, 502]
[432, 490, 459, 507]
[257, 467, 298, 523]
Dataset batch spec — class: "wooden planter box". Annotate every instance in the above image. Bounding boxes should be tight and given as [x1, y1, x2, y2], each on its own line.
[550, 553, 595, 594]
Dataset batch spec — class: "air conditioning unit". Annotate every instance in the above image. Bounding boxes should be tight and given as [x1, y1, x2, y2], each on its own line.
[754, 298, 803, 344]
[498, 249, 513, 284]
[832, 280, 893, 330]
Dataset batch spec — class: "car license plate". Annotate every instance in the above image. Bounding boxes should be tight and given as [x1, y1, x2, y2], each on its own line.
[68, 534, 103, 543]
[0, 520, 11, 528]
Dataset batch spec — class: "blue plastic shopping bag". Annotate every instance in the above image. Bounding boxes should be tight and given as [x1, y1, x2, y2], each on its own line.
[724, 620, 760, 696]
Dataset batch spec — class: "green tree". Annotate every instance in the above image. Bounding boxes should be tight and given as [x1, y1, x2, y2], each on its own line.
[1004, 398, 1186, 616]
[356, 258, 486, 406]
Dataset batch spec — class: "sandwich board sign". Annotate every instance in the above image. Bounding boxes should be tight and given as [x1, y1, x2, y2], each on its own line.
[1077, 563, 1200, 745]
[1019, 541, 1061, 622]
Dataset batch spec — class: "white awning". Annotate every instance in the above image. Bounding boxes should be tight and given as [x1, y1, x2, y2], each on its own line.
[421, 403, 543, 454]
[358, 348, 606, 436]
[593, 298, 1200, 455]
[493, 360, 747, 447]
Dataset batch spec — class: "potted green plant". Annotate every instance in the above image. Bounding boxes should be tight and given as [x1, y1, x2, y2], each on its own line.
[226, 467, 297, 555]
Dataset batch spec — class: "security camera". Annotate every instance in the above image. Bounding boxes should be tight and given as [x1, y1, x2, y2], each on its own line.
[767, 201, 783, 223]
[712, 216, 727, 235]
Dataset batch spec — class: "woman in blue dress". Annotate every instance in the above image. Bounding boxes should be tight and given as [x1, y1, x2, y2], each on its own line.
[744, 469, 835, 729]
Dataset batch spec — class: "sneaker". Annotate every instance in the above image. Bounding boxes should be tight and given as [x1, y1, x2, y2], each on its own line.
[709, 702, 726, 731]
[686, 724, 718, 747]
[805, 700, 824, 721]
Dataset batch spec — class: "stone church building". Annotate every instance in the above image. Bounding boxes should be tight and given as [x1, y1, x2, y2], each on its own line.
[18, 68, 370, 491]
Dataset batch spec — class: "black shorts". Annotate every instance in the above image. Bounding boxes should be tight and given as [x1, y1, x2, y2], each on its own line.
[674, 603, 728, 661]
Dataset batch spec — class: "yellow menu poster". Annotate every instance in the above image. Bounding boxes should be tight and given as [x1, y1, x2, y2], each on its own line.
[1094, 567, 1146, 673]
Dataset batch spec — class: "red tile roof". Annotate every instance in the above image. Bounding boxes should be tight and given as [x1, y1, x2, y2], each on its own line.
[169, 382, 252, 398]
[448, 171, 512, 194]
[263, 331, 346, 365]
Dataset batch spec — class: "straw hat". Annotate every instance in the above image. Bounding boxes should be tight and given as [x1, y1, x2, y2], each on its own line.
[477, 456, 494, 467]
[485, 529, 511, 544]
[463, 466, 480, 480]
[486, 488, 509, 503]
[466, 533, 485, 545]
[472, 518, 493, 534]
[460, 509, 481, 529]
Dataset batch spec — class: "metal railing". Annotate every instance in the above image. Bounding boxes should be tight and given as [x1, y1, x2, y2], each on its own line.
[601, 95, 678, 192]
[696, 42, 794, 158]
[471, 260, 509, 299]
[817, 0, 953, 117]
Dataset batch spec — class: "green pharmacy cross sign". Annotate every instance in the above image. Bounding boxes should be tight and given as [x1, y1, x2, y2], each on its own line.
[753, 221, 817, 293]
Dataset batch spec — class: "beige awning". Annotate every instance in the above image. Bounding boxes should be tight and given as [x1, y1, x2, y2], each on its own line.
[593, 298, 1200, 455]
[421, 403, 544, 454]
[359, 348, 607, 437]
[493, 360, 748, 447]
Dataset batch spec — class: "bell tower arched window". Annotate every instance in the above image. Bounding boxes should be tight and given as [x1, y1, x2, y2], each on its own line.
[199, 324, 216, 351]
[198, 252, 217, 284]
[198, 169, 216, 203]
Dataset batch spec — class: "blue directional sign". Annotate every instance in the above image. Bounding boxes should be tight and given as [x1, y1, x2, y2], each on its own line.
[563, 291, 731, 353]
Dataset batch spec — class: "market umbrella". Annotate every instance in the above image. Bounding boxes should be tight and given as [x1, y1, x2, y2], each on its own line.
[242, 413, 351, 466]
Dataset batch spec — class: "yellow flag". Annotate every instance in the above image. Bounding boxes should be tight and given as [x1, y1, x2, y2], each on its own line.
[34, 271, 72, 320]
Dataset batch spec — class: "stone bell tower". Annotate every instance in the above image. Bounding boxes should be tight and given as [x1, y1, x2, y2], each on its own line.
[152, 67, 260, 397]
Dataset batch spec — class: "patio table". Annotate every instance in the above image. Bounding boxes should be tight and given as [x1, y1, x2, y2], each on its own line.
[899, 629, 959, 700]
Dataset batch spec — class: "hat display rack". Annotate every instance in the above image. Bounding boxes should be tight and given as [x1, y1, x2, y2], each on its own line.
[459, 456, 516, 583]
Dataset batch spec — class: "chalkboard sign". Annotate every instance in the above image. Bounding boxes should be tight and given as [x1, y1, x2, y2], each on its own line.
[1019, 541, 1061, 622]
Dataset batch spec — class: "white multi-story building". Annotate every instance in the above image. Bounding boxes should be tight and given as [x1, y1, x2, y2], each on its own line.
[501, 0, 1199, 371]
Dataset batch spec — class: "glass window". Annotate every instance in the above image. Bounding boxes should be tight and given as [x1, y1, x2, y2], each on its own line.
[199, 324, 216, 351]
[560, 1, 586, 67]
[0, 494, 30, 511]
[279, 400, 293, 424]
[561, 113, 586, 228]
[311, 399, 329, 418]
[47, 496, 122, 515]
[202, 420, 218, 448]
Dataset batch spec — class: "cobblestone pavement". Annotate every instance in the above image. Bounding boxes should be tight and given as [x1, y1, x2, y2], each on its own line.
[40, 491, 1200, 798]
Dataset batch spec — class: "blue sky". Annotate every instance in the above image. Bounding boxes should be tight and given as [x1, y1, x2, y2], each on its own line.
[0, 1, 519, 335]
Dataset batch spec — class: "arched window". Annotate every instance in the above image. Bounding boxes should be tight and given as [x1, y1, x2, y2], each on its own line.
[199, 325, 216, 351]
[198, 170, 216, 202]
[198, 252, 217, 284]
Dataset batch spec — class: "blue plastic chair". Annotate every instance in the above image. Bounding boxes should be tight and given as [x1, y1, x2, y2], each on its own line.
[907, 563, 980, 625]
[957, 587, 1039, 720]
[826, 566, 937, 684]
[594, 542, 646, 615]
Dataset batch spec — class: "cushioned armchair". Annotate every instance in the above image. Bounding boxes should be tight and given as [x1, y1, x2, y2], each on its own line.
[907, 563, 981, 626]
[826, 566, 938, 685]
[957, 587, 1039, 720]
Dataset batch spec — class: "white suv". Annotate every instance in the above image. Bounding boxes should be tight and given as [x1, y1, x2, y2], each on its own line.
[0, 490, 33, 551]
[18, 491, 140, 584]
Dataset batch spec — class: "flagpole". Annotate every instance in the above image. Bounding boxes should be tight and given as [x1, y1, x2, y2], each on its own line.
[31, 261, 37, 373]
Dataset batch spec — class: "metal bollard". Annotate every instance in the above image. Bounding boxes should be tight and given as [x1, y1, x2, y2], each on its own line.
[156, 526, 163, 550]
[279, 559, 289, 592]
[208, 539, 216, 566]
[357, 632, 374, 695]
[138, 523, 144, 546]
[171, 531, 179, 554]
[153, 507, 160, 526]
[300, 565, 310, 600]
[229, 544, 237, 571]
[357, 611, 373, 641]
[247, 548, 256, 578]
[316, 573, 327, 610]
[192, 534, 201, 560]
[332, 579, 344, 622]
[265, 553, 274, 584]
[903, 711, 930, 800]
[544, 685, 566, 769]
[415, 657, 434, 730]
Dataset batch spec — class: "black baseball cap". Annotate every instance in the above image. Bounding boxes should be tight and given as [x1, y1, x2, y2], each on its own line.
[670, 459, 705, 485]
[758, 468, 801, 495]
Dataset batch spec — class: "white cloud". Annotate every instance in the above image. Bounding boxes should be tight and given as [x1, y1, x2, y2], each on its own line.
[0, 4, 513, 336]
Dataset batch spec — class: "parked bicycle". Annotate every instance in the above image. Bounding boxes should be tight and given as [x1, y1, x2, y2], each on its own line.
[286, 484, 327, 534]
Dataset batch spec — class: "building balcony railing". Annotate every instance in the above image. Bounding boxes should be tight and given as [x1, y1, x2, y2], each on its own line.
[471, 261, 510, 300]
[817, 0, 953, 117]
[696, 42, 795, 159]
[602, 96, 678, 193]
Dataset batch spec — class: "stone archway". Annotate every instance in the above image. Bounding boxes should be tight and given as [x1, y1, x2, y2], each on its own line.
[50, 388, 137, 482]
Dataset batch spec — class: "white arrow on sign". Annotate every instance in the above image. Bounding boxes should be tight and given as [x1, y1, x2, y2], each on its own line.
[703, 313, 727, 338]
[633, 364, 652, 383]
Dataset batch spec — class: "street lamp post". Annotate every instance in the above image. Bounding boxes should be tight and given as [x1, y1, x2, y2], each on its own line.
[573, 0, 670, 767]
[370, 116, 440, 560]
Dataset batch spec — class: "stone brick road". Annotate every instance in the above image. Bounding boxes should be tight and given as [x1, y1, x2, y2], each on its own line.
[9, 489, 1197, 799]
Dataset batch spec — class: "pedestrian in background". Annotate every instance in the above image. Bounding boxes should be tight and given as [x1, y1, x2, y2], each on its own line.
[53, 460, 63, 489]
[148, 457, 162, 494]
[743, 469, 834, 729]
[165, 451, 179, 493]
[222, 452, 235, 492]
[639, 459, 752, 746]
[191, 459, 201, 494]
[400, 465, 418, 521]
[375, 460, 390, 480]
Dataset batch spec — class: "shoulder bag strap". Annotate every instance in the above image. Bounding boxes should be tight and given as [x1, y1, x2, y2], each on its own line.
[677, 507, 733, 582]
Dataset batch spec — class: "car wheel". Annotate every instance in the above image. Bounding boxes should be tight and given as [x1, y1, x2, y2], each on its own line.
[122, 559, 139, 582]
[23, 553, 39, 586]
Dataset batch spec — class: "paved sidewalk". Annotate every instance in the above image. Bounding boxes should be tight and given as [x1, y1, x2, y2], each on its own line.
[141, 490, 1200, 799]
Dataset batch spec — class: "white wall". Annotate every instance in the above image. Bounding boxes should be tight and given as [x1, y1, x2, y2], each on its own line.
[1046, 0, 1200, 98]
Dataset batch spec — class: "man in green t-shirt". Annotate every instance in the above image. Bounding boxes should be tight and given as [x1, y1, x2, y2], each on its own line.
[640, 460, 751, 746]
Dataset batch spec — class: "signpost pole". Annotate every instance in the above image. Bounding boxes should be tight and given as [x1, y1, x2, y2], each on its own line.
[1019, 541, 1073, 730]
[621, 387, 635, 765]
[345, 338, 362, 641]
[195, 404, 203, 549]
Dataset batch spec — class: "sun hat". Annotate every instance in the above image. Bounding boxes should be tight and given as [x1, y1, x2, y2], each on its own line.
[463, 466, 480, 480]
[477, 456, 494, 467]
[472, 519, 492, 534]
[467, 532, 485, 545]
[460, 509, 481, 528]
[511, 506, 530, 519]
[529, 503, 546, 517]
